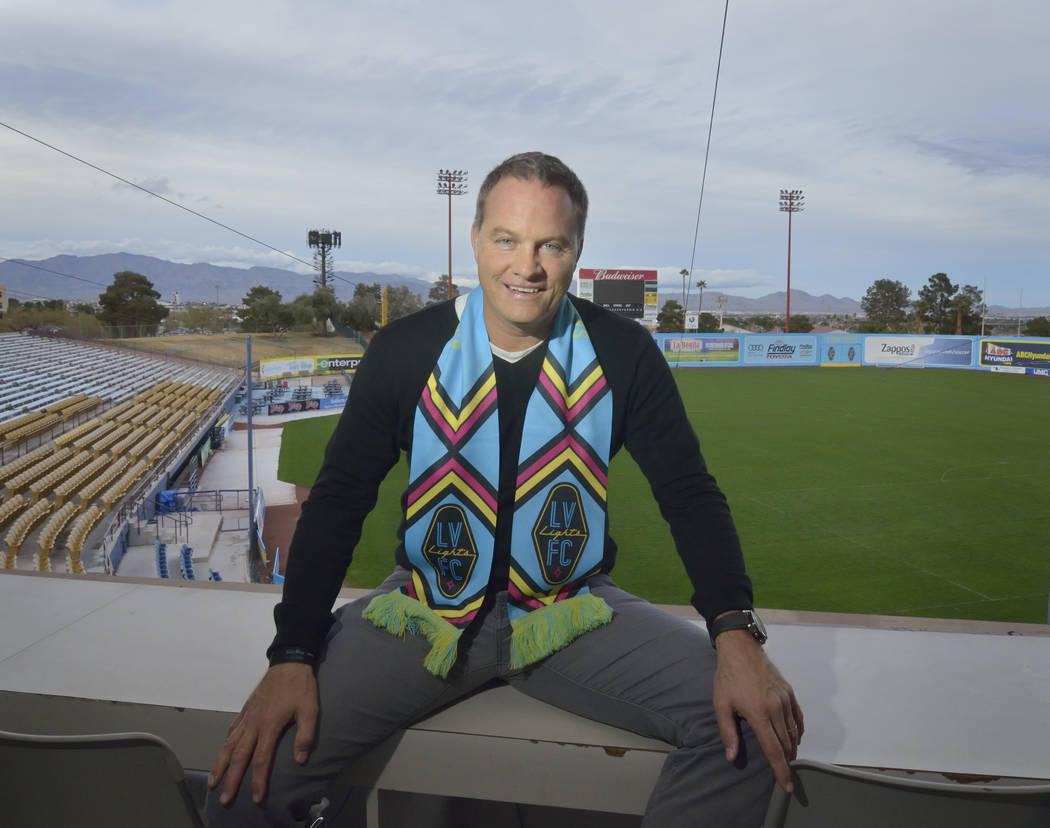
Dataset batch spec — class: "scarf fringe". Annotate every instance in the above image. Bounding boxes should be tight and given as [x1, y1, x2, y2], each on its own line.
[509, 594, 613, 669]
[362, 591, 462, 678]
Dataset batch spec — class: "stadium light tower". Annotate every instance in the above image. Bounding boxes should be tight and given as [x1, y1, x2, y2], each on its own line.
[436, 169, 468, 299]
[308, 229, 341, 290]
[778, 189, 804, 333]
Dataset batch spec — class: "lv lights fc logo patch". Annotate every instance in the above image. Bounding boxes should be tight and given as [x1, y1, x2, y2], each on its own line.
[423, 504, 479, 598]
[532, 483, 589, 585]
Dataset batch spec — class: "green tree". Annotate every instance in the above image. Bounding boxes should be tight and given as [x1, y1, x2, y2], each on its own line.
[310, 286, 342, 336]
[240, 286, 292, 333]
[1023, 316, 1050, 337]
[695, 279, 707, 314]
[910, 298, 930, 334]
[744, 315, 779, 332]
[343, 283, 382, 332]
[657, 299, 684, 332]
[288, 293, 318, 329]
[171, 303, 230, 333]
[860, 278, 911, 332]
[384, 286, 423, 323]
[97, 270, 169, 337]
[697, 312, 720, 333]
[428, 274, 459, 304]
[917, 273, 958, 334]
[790, 314, 814, 333]
[954, 285, 984, 335]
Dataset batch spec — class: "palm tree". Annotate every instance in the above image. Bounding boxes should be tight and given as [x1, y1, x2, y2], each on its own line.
[951, 293, 973, 335]
[911, 299, 930, 334]
[696, 279, 708, 315]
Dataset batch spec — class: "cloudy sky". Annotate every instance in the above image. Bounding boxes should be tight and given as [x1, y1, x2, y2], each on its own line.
[2, 0, 1048, 307]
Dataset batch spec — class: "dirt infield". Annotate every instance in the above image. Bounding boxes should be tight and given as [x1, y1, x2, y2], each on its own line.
[262, 485, 310, 580]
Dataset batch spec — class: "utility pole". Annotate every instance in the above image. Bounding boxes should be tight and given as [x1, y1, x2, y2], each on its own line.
[308, 230, 342, 290]
[779, 189, 804, 333]
[436, 169, 468, 299]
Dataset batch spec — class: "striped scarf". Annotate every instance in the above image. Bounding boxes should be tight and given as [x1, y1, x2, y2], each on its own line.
[363, 290, 614, 676]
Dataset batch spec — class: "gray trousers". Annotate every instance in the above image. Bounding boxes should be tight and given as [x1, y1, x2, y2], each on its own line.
[207, 570, 771, 827]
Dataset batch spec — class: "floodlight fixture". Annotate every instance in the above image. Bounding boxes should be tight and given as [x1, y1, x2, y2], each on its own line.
[308, 228, 342, 290]
[437, 169, 469, 299]
[778, 189, 804, 333]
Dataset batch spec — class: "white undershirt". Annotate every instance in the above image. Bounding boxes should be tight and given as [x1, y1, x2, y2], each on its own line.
[454, 292, 545, 364]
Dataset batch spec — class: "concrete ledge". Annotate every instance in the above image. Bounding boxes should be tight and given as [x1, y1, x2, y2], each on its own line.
[1, 568, 1049, 820]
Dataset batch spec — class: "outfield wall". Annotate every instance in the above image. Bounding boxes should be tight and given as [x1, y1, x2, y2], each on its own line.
[653, 332, 1050, 376]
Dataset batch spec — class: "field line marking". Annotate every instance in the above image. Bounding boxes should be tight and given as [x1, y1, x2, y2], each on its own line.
[737, 492, 995, 601]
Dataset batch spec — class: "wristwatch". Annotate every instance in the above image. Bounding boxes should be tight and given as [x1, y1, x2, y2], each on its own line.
[708, 609, 767, 648]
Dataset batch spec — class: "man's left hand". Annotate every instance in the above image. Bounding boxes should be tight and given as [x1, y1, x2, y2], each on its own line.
[712, 630, 804, 792]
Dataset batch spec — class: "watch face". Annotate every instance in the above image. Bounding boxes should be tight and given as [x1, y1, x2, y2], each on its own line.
[747, 610, 768, 644]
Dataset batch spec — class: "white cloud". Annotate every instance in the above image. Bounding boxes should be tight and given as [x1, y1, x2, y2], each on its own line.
[1, 0, 1048, 305]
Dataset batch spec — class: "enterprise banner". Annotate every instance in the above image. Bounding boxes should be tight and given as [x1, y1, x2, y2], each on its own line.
[260, 354, 362, 379]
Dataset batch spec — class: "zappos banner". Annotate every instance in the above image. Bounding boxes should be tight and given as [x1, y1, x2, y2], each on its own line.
[742, 335, 819, 365]
[863, 336, 973, 367]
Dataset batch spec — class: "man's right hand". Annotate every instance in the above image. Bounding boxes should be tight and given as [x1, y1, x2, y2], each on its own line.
[208, 662, 319, 806]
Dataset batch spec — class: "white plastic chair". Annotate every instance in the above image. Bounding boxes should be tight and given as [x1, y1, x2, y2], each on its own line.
[764, 759, 1050, 827]
[0, 729, 205, 826]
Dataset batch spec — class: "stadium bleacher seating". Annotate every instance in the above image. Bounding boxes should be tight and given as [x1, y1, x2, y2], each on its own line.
[0, 332, 241, 574]
[156, 541, 169, 579]
[34, 501, 80, 572]
[66, 505, 104, 573]
[179, 545, 196, 580]
[3, 447, 74, 496]
[3, 498, 54, 562]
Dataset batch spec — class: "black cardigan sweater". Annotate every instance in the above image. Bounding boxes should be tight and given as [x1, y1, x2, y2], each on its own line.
[269, 295, 752, 661]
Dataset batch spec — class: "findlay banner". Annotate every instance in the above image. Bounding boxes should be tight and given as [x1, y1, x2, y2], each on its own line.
[980, 339, 1050, 374]
[863, 336, 973, 367]
[742, 335, 818, 365]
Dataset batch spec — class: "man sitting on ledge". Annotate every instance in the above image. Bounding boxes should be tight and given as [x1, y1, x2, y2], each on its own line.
[207, 151, 803, 827]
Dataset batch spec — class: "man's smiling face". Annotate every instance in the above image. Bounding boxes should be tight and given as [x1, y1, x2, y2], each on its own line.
[471, 175, 582, 351]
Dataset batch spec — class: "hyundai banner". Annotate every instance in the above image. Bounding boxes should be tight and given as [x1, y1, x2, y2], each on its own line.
[980, 339, 1050, 373]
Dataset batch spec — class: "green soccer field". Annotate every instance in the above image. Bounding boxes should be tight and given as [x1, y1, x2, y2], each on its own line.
[278, 367, 1050, 623]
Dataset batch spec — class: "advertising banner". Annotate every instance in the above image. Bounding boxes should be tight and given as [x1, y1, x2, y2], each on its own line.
[742, 335, 818, 365]
[658, 335, 740, 365]
[864, 336, 973, 367]
[267, 398, 321, 416]
[260, 354, 361, 379]
[320, 395, 347, 409]
[577, 269, 658, 325]
[979, 339, 1050, 372]
[819, 334, 863, 366]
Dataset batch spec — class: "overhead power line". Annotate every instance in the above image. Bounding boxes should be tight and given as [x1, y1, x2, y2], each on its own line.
[0, 120, 353, 286]
[684, 0, 730, 312]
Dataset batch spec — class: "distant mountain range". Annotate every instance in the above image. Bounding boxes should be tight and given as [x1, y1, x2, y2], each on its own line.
[1, 253, 1046, 318]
